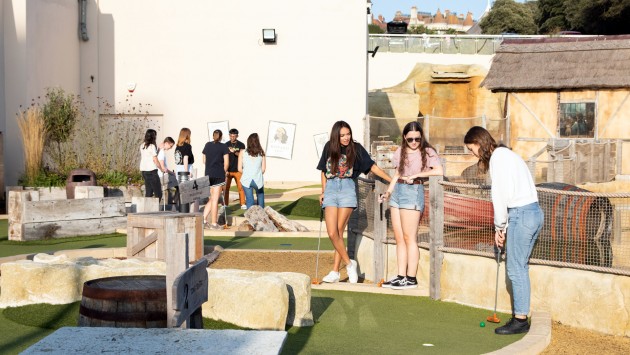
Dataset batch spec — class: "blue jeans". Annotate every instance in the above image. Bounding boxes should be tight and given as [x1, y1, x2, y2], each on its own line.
[321, 178, 357, 209]
[243, 181, 264, 209]
[506, 202, 543, 316]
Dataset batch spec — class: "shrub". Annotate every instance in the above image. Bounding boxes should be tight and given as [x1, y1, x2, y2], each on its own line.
[42, 88, 79, 172]
[16, 107, 46, 183]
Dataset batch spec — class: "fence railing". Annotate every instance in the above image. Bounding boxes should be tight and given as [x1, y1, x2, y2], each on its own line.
[352, 175, 630, 291]
[368, 34, 590, 55]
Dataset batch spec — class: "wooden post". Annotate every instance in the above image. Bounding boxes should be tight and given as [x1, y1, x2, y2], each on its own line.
[373, 180, 387, 284]
[429, 176, 444, 300]
[166, 233, 189, 328]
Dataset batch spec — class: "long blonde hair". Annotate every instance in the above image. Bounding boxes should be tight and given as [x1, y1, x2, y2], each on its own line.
[177, 128, 191, 146]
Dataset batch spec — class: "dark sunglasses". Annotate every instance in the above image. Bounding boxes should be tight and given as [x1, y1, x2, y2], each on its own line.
[405, 137, 421, 143]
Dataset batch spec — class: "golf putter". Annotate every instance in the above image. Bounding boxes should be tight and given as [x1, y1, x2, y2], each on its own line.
[221, 192, 229, 229]
[487, 244, 503, 323]
[312, 208, 324, 285]
[377, 198, 385, 287]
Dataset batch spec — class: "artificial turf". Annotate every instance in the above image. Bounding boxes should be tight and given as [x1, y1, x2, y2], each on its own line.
[0, 290, 522, 355]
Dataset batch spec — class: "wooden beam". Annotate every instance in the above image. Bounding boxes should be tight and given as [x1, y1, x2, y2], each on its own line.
[429, 176, 444, 300]
[130, 231, 158, 256]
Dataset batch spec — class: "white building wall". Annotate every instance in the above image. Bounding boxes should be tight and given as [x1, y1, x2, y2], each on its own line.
[93, 0, 368, 184]
[3, 0, 80, 187]
[3, 0, 368, 186]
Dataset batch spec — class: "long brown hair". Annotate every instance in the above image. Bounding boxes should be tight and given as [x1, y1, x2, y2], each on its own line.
[398, 121, 434, 175]
[463, 126, 498, 173]
[246, 133, 265, 157]
[328, 121, 355, 176]
[177, 128, 191, 146]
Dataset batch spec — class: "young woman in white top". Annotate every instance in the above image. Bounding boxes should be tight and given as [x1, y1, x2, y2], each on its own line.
[464, 126, 543, 335]
[382, 121, 443, 289]
[238, 133, 266, 209]
[140, 129, 166, 199]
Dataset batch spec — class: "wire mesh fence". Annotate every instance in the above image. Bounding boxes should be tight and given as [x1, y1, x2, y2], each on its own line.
[355, 176, 630, 276]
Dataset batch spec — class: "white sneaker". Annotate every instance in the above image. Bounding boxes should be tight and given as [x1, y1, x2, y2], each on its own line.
[346, 260, 358, 283]
[322, 271, 340, 283]
[241, 204, 247, 210]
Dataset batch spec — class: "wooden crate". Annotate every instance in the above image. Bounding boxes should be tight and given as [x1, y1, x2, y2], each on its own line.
[126, 212, 203, 261]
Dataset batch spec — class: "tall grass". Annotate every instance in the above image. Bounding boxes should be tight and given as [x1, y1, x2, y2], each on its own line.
[17, 107, 45, 183]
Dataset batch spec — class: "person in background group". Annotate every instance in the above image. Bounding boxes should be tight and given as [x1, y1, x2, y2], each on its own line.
[202, 129, 229, 230]
[174, 128, 194, 175]
[238, 133, 266, 209]
[381, 121, 443, 290]
[316, 120, 391, 284]
[225, 128, 246, 209]
[157, 136, 176, 207]
[464, 126, 543, 335]
[140, 129, 165, 200]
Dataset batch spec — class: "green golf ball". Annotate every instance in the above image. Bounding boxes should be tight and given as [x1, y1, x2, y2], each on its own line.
[480, 321, 486, 327]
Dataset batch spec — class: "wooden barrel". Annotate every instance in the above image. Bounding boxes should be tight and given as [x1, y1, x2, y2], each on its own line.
[78, 275, 167, 328]
[534, 182, 613, 267]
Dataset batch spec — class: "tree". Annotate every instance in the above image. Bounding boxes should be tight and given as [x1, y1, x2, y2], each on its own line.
[479, 0, 538, 34]
[536, 0, 569, 33]
[368, 24, 384, 34]
[42, 88, 78, 173]
[565, 0, 630, 35]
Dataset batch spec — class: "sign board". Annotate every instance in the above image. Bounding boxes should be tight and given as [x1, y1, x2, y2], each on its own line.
[179, 176, 210, 204]
[171, 259, 209, 327]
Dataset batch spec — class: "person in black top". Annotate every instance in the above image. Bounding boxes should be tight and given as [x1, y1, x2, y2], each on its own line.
[316, 120, 391, 284]
[202, 129, 229, 230]
[224, 128, 246, 209]
[174, 127, 194, 175]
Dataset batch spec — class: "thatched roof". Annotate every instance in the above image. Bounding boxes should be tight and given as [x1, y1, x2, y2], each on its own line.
[481, 36, 630, 91]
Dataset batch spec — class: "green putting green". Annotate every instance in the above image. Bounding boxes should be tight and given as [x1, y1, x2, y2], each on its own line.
[0, 290, 522, 354]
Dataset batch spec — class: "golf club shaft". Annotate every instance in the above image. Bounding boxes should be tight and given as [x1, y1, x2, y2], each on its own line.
[493, 248, 500, 314]
[315, 208, 323, 281]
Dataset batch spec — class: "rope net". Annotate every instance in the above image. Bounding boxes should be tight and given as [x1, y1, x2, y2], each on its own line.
[356, 178, 630, 276]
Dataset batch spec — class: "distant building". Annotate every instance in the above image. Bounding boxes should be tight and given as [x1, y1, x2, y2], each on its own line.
[373, 6, 475, 33]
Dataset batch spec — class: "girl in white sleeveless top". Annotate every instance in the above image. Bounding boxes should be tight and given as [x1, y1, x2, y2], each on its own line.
[238, 133, 266, 209]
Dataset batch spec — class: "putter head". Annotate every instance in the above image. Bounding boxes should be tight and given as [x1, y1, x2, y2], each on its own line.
[311, 279, 322, 285]
[377, 279, 385, 287]
[487, 314, 501, 323]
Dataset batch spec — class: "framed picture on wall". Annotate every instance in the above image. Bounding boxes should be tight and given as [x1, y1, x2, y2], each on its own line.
[313, 132, 328, 159]
[266, 121, 296, 160]
[207, 121, 230, 143]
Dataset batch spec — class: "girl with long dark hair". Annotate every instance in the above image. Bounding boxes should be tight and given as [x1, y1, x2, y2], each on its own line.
[140, 129, 165, 199]
[238, 133, 266, 209]
[202, 129, 229, 230]
[381, 121, 443, 289]
[464, 126, 543, 335]
[316, 120, 391, 283]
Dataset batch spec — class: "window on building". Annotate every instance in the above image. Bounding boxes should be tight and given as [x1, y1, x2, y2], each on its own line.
[559, 102, 595, 138]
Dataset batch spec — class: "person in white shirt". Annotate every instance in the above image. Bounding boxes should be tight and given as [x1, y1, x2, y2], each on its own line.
[140, 129, 166, 200]
[464, 126, 543, 335]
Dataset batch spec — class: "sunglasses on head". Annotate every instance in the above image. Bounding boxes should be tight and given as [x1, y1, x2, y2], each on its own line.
[405, 137, 421, 143]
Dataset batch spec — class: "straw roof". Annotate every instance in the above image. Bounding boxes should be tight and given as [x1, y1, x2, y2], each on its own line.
[481, 36, 630, 92]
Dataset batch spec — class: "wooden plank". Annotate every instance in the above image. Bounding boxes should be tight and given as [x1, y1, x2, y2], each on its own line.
[171, 259, 208, 328]
[166, 233, 189, 328]
[21, 197, 125, 223]
[17, 216, 128, 241]
[178, 176, 211, 205]
[429, 176, 444, 300]
[130, 231, 158, 256]
[127, 215, 166, 229]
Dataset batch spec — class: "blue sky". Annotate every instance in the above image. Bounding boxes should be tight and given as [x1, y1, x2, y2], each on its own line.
[371, 1, 526, 22]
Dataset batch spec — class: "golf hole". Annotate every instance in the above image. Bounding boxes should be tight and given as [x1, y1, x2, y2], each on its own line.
[280, 243, 292, 247]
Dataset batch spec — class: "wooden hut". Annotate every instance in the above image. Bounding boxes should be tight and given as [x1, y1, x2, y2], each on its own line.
[482, 36, 630, 183]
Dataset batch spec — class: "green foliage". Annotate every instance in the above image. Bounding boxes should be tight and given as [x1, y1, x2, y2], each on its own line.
[480, 0, 538, 34]
[564, 0, 630, 35]
[368, 24, 384, 34]
[18, 170, 66, 187]
[42, 88, 78, 145]
[407, 25, 436, 34]
[98, 170, 129, 186]
[537, 0, 570, 34]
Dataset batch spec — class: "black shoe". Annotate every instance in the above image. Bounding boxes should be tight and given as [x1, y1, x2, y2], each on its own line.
[381, 276, 404, 288]
[495, 317, 530, 335]
[391, 277, 418, 290]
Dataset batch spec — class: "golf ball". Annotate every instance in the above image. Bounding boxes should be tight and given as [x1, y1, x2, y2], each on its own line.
[480, 321, 486, 327]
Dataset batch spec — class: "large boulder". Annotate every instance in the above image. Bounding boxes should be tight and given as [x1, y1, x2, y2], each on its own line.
[264, 207, 309, 232]
[0, 254, 166, 307]
[204, 269, 288, 330]
[244, 206, 278, 232]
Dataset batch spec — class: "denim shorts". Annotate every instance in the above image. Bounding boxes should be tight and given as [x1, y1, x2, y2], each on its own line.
[322, 178, 357, 209]
[389, 182, 424, 211]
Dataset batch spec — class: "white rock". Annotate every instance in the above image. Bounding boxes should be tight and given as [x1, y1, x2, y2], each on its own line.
[204, 269, 289, 330]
